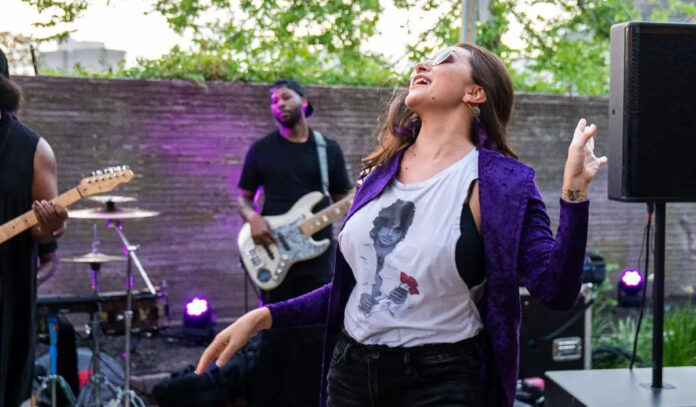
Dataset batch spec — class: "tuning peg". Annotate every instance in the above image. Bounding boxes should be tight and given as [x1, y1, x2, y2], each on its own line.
[91, 171, 96, 176]
[122, 165, 130, 170]
[95, 170, 103, 176]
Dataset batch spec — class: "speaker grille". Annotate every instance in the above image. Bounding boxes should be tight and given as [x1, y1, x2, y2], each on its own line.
[611, 23, 696, 201]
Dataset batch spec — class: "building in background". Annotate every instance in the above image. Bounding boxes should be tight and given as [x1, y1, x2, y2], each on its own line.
[40, 38, 125, 74]
[635, 0, 696, 21]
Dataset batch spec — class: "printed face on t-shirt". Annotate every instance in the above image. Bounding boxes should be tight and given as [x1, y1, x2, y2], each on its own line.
[369, 199, 415, 251]
[376, 222, 404, 247]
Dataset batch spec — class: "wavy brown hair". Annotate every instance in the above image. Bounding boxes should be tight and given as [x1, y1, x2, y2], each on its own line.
[363, 43, 517, 170]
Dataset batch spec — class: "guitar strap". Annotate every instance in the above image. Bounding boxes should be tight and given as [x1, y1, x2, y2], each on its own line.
[312, 130, 330, 197]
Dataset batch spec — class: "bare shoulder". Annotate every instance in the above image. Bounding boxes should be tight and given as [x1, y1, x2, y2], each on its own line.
[34, 137, 57, 172]
[32, 137, 58, 201]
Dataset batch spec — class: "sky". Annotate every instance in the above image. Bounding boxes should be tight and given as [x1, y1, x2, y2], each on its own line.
[1, 0, 533, 73]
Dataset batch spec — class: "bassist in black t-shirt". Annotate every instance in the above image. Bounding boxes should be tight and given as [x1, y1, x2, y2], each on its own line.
[236, 79, 351, 406]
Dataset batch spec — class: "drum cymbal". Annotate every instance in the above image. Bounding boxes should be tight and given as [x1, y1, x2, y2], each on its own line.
[88, 195, 137, 204]
[69, 207, 160, 220]
[61, 252, 125, 263]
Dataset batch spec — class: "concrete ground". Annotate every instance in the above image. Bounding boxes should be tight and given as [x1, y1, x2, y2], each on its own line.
[36, 324, 222, 406]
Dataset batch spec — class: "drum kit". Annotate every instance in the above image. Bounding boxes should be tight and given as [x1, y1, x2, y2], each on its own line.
[34, 195, 162, 407]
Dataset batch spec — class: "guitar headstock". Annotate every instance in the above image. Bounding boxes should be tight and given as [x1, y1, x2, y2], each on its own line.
[77, 166, 134, 197]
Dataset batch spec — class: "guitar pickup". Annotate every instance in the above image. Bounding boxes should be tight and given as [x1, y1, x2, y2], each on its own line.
[262, 244, 275, 260]
[277, 234, 290, 251]
[247, 248, 262, 266]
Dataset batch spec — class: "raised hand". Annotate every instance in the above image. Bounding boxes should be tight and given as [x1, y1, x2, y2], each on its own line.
[562, 119, 608, 202]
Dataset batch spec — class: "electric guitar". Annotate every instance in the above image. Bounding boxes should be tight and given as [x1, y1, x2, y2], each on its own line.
[0, 166, 135, 245]
[238, 190, 355, 290]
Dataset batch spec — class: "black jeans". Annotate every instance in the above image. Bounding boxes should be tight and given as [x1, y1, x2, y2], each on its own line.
[327, 331, 482, 407]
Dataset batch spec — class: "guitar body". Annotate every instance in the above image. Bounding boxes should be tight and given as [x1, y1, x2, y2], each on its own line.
[238, 191, 331, 291]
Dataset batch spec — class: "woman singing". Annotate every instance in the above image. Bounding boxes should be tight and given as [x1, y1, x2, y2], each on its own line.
[197, 43, 606, 407]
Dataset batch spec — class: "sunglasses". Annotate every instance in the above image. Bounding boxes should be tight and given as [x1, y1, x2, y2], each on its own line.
[410, 48, 455, 83]
[427, 47, 455, 66]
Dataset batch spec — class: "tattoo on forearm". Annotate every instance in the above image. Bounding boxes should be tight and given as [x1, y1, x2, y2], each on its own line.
[565, 190, 587, 202]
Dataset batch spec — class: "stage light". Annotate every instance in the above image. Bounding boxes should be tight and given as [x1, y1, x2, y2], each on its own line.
[183, 296, 215, 341]
[617, 269, 644, 307]
[186, 297, 209, 316]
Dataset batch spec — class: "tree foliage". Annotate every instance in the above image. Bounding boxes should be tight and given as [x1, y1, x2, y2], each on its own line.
[0, 32, 36, 74]
[19, 0, 696, 95]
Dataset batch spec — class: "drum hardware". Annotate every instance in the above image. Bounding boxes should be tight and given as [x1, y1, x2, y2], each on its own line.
[61, 252, 126, 265]
[36, 289, 169, 337]
[75, 225, 117, 407]
[56, 191, 158, 406]
[70, 197, 158, 221]
[68, 207, 159, 220]
[99, 221, 145, 407]
[34, 314, 77, 407]
[87, 196, 137, 204]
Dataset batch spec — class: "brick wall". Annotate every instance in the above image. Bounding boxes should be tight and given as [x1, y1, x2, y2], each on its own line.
[12, 76, 696, 320]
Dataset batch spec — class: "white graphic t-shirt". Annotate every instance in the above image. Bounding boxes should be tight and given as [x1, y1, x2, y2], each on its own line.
[340, 149, 483, 347]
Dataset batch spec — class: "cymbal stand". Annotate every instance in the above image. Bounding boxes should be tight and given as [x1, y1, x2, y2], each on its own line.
[107, 220, 147, 407]
[76, 261, 122, 407]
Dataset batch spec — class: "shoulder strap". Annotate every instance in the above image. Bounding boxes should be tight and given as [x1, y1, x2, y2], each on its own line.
[312, 130, 330, 196]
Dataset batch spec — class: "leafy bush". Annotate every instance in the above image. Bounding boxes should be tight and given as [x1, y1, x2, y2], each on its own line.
[592, 279, 696, 369]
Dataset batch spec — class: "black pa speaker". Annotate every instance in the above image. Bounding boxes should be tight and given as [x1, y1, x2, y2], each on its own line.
[608, 22, 696, 202]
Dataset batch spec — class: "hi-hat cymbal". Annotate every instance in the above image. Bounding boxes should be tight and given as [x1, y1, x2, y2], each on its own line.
[69, 207, 160, 220]
[61, 252, 125, 263]
[88, 195, 137, 204]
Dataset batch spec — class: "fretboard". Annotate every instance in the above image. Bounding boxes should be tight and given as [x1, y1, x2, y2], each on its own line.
[0, 188, 82, 244]
[300, 190, 356, 236]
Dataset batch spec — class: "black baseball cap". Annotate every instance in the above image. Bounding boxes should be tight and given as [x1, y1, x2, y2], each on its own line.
[0, 48, 9, 79]
[270, 79, 314, 117]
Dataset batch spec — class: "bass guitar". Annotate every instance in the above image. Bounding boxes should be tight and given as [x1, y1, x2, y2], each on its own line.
[238, 190, 355, 290]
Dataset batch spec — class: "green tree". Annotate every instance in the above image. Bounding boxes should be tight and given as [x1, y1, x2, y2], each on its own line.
[507, 0, 639, 95]
[487, 0, 695, 95]
[21, 0, 696, 95]
[26, 0, 404, 86]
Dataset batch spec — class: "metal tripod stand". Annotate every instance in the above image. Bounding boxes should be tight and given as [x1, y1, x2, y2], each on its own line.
[75, 260, 122, 407]
[104, 220, 153, 407]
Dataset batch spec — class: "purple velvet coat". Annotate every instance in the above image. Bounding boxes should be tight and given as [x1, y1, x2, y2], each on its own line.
[267, 147, 589, 407]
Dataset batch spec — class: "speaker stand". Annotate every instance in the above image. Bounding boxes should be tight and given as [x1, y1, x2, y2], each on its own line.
[652, 202, 665, 388]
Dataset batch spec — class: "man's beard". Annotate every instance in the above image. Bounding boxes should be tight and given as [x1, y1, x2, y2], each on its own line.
[275, 107, 302, 128]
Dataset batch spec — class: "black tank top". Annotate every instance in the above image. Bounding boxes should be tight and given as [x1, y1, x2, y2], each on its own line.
[0, 110, 40, 406]
[455, 197, 485, 290]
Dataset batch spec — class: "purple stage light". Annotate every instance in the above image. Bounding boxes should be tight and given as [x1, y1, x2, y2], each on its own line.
[185, 297, 209, 317]
[182, 296, 215, 341]
[620, 269, 643, 287]
[618, 269, 644, 307]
